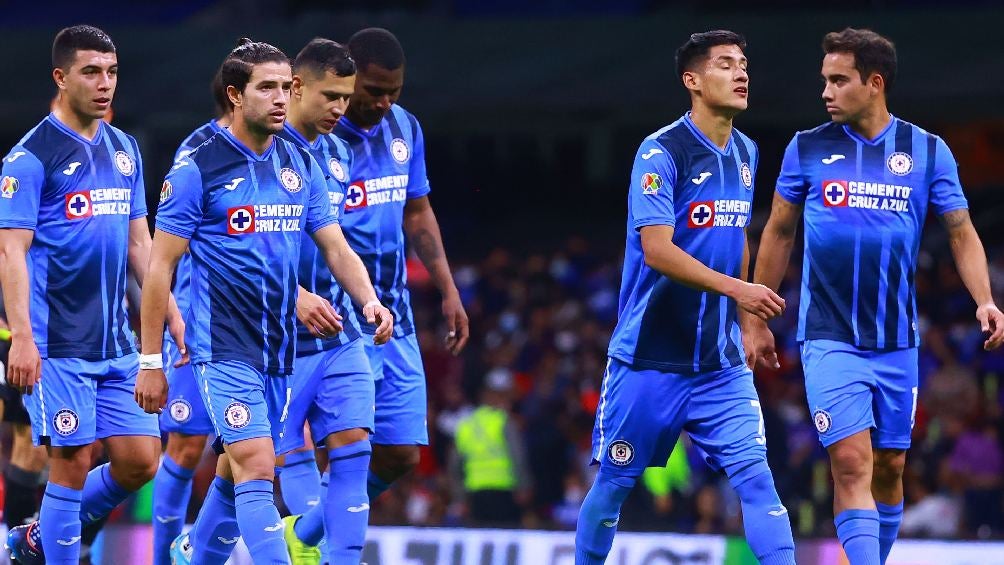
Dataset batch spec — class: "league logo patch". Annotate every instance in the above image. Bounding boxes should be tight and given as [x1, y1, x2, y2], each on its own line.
[159, 180, 173, 204]
[328, 159, 347, 183]
[169, 399, 192, 423]
[740, 163, 753, 189]
[687, 201, 715, 228]
[887, 152, 913, 176]
[640, 172, 662, 195]
[114, 151, 136, 176]
[822, 180, 849, 207]
[53, 409, 79, 436]
[390, 138, 410, 164]
[279, 168, 303, 193]
[65, 191, 93, 220]
[813, 409, 832, 433]
[344, 181, 367, 211]
[227, 206, 255, 234]
[607, 440, 635, 466]
[0, 176, 18, 199]
[224, 401, 251, 429]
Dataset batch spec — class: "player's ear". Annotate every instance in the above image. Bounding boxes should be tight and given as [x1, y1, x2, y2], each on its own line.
[52, 67, 67, 90]
[682, 70, 700, 93]
[868, 72, 885, 95]
[226, 84, 242, 108]
[291, 75, 304, 98]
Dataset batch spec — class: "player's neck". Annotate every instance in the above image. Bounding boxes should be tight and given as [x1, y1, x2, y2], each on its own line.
[847, 106, 892, 141]
[689, 107, 733, 150]
[287, 109, 319, 144]
[52, 102, 101, 141]
[228, 118, 273, 156]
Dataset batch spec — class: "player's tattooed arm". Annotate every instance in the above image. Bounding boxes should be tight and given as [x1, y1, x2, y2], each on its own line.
[941, 208, 1004, 349]
[939, 208, 971, 231]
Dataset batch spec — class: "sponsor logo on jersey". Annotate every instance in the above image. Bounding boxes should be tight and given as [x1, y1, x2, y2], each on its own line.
[822, 179, 913, 212]
[227, 204, 306, 234]
[65, 188, 133, 220]
[344, 175, 409, 211]
[687, 199, 750, 228]
[607, 440, 635, 466]
[227, 206, 255, 234]
[114, 151, 136, 176]
[0, 176, 18, 199]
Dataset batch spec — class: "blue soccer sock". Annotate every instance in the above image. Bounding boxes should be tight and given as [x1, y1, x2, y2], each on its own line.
[729, 463, 795, 565]
[278, 450, 321, 515]
[574, 470, 636, 565]
[293, 471, 329, 546]
[876, 501, 904, 564]
[234, 479, 288, 563]
[79, 464, 130, 524]
[188, 476, 241, 563]
[152, 455, 195, 565]
[835, 509, 881, 565]
[322, 440, 372, 564]
[40, 483, 83, 564]
[366, 470, 392, 500]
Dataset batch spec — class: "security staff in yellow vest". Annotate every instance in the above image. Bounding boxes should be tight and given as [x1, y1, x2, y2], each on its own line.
[450, 368, 531, 526]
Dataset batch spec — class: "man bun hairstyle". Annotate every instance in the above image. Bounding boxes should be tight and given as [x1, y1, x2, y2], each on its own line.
[220, 37, 289, 94]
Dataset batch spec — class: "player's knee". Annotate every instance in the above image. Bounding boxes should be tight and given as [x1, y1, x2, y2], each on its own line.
[166, 434, 207, 470]
[872, 449, 906, 486]
[372, 444, 420, 480]
[728, 461, 781, 504]
[116, 454, 160, 490]
[829, 443, 872, 489]
[325, 427, 370, 449]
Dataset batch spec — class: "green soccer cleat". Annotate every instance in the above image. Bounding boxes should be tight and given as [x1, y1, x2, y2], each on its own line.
[283, 515, 321, 565]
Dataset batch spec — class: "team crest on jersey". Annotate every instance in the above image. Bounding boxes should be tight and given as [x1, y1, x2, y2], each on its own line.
[65, 191, 93, 220]
[821, 180, 849, 207]
[224, 402, 251, 428]
[607, 440, 635, 466]
[53, 409, 79, 436]
[0, 176, 18, 199]
[740, 163, 753, 189]
[640, 172, 662, 195]
[390, 138, 410, 164]
[328, 159, 347, 182]
[688, 201, 715, 228]
[114, 151, 136, 176]
[813, 409, 832, 433]
[279, 168, 303, 193]
[159, 180, 173, 204]
[227, 206, 255, 234]
[169, 399, 192, 423]
[886, 152, 913, 176]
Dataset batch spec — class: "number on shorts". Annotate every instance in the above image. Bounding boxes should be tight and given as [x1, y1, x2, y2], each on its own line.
[279, 387, 292, 424]
[910, 386, 918, 429]
[751, 400, 766, 445]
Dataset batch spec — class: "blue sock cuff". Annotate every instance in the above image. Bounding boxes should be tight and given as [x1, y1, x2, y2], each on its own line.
[329, 440, 372, 470]
[44, 483, 83, 508]
[99, 465, 130, 498]
[835, 508, 880, 540]
[211, 476, 237, 499]
[163, 454, 196, 480]
[836, 508, 880, 524]
[282, 450, 317, 468]
[235, 479, 274, 498]
[876, 501, 904, 515]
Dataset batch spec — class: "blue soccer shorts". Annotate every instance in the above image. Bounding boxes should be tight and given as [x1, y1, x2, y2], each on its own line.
[801, 339, 918, 450]
[591, 358, 769, 478]
[26, 354, 160, 447]
[280, 338, 375, 453]
[159, 337, 215, 436]
[195, 360, 290, 454]
[365, 332, 429, 446]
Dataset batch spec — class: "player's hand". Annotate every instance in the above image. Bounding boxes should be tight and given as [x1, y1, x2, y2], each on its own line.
[442, 292, 469, 355]
[166, 310, 190, 367]
[297, 289, 343, 338]
[733, 282, 785, 321]
[7, 335, 41, 395]
[135, 368, 168, 414]
[364, 301, 394, 345]
[743, 318, 781, 371]
[976, 303, 1004, 351]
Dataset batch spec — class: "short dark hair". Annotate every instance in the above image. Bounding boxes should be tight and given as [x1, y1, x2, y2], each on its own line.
[210, 65, 232, 117]
[220, 38, 289, 94]
[52, 25, 116, 69]
[347, 28, 405, 72]
[293, 38, 356, 79]
[822, 28, 897, 92]
[675, 30, 746, 84]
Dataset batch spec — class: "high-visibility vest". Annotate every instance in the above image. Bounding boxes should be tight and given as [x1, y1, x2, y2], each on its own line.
[454, 406, 516, 492]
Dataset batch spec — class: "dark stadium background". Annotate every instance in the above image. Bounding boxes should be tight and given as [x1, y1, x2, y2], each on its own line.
[1, 1, 1003, 561]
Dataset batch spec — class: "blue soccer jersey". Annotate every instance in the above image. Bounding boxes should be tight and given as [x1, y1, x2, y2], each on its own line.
[0, 114, 147, 359]
[155, 127, 337, 374]
[276, 123, 361, 354]
[333, 105, 431, 337]
[776, 117, 968, 349]
[174, 120, 223, 163]
[608, 113, 757, 373]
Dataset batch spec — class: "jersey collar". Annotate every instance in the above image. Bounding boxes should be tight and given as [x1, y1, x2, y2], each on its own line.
[282, 122, 321, 150]
[841, 115, 897, 146]
[46, 113, 105, 146]
[218, 126, 276, 161]
[337, 115, 383, 138]
[683, 112, 733, 156]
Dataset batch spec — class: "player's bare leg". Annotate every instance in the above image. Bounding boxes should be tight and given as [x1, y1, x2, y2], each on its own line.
[872, 448, 907, 563]
[5, 423, 48, 527]
[828, 429, 880, 564]
[369, 444, 420, 493]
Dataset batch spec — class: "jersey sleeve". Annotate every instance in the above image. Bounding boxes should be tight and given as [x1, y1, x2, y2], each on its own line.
[929, 136, 968, 216]
[129, 137, 148, 220]
[630, 139, 678, 230]
[155, 160, 203, 239]
[775, 134, 809, 204]
[0, 147, 45, 230]
[305, 156, 338, 234]
[406, 116, 431, 200]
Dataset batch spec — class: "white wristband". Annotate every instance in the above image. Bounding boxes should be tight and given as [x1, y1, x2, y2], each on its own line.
[363, 300, 381, 310]
[139, 353, 163, 370]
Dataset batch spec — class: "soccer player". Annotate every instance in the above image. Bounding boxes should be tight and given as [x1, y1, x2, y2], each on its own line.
[747, 28, 1004, 565]
[150, 66, 234, 565]
[137, 38, 391, 565]
[573, 31, 795, 565]
[0, 25, 184, 564]
[336, 26, 469, 502]
[274, 37, 383, 564]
